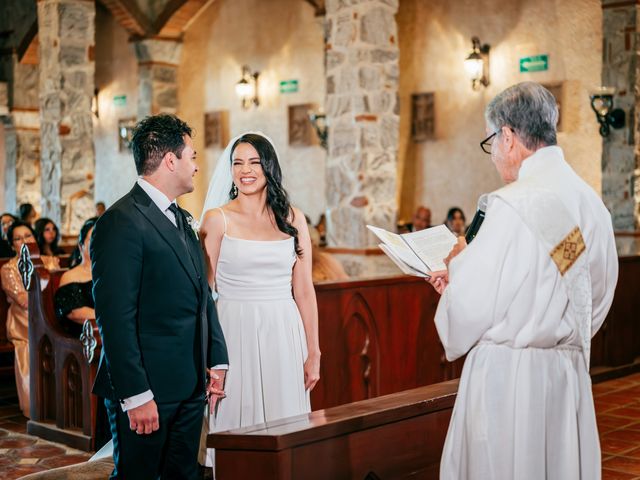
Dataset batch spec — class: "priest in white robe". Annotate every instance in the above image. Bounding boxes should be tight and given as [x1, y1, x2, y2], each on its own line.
[429, 82, 618, 480]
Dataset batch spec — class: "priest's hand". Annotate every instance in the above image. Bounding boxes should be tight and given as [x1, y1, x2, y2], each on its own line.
[207, 368, 226, 411]
[427, 270, 449, 295]
[128, 399, 159, 435]
[444, 236, 467, 266]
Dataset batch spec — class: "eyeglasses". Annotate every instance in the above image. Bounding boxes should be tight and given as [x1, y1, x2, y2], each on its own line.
[480, 127, 515, 154]
[480, 131, 498, 154]
[12, 233, 34, 243]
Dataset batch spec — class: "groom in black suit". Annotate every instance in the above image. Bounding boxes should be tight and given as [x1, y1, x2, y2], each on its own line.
[91, 114, 228, 479]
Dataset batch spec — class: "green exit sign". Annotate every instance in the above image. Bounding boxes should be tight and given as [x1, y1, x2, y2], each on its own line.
[113, 95, 127, 106]
[279, 80, 299, 94]
[519, 55, 549, 73]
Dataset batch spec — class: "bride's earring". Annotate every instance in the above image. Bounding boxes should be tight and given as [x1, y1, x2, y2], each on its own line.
[232, 184, 238, 197]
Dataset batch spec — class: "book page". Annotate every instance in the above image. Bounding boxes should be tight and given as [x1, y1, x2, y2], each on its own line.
[367, 225, 428, 274]
[403, 225, 457, 272]
[378, 244, 429, 278]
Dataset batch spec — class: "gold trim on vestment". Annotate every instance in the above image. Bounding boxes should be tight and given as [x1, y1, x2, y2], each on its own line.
[549, 226, 586, 275]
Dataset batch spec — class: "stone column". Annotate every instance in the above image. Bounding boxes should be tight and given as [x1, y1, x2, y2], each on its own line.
[325, 0, 400, 249]
[38, 0, 95, 233]
[134, 39, 182, 118]
[601, 0, 640, 231]
[1, 57, 41, 215]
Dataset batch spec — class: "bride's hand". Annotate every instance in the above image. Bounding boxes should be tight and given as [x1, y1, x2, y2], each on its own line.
[304, 353, 321, 391]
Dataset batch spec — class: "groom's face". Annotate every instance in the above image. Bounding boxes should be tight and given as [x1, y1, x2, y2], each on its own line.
[175, 135, 198, 194]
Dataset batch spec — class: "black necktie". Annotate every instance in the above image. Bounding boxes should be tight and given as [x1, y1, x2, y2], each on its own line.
[168, 203, 185, 235]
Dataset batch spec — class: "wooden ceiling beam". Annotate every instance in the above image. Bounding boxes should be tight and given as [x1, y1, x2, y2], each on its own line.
[98, 0, 154, 37]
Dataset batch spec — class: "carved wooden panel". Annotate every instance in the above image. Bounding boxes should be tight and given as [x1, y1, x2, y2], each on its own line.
[39, 335, 56, 422]
[64, 355, 83, 429]
[342, 293, 380, 401]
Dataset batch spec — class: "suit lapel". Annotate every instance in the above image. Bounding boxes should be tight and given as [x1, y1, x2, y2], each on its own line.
[131, 185, 200, 292]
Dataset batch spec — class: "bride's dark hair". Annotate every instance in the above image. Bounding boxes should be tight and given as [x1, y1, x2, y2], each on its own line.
[230, 133, 302, 257]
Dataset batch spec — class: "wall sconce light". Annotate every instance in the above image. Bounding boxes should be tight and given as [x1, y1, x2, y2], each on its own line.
[308, 108, 328, 150]
[91, 88, 100, 118]
[589, 87, 625, 137]
[235, 65, 260, 109]
[464, 37, 490, 91]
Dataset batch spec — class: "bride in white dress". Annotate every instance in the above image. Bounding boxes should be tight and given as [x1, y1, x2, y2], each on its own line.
[199, 132, 320, 470]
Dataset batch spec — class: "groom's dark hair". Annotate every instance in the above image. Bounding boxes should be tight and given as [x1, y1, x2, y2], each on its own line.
[131, 114, 193, 175]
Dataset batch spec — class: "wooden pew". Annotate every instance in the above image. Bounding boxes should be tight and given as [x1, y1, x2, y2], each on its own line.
[312, 248, 640, 410]
[313, 276, 462, 410]
[210, 379, 458, 480]
[20, 251, 101, 451]
[591, 251, 640, 379]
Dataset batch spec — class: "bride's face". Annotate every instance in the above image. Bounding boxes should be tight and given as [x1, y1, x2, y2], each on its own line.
[232, 143, 267, 195]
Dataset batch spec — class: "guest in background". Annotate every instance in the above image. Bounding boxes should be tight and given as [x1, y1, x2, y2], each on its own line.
[95, 201, 106, 217]
[1, 221, 38, 417]
[445, 207, 466, 237]
[306, 217, 349, 283]
[315, 213, 327, 246]
[0, 213, 17, 258]
[32, 218, 61, 271]
[409, 206, 432, 232]
[35, 218, 65, 256]
[18, 203, 38, 226]
[54, 218, 97, 337]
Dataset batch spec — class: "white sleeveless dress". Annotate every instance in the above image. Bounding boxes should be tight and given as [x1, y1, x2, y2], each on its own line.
[206, 208, 310, 466]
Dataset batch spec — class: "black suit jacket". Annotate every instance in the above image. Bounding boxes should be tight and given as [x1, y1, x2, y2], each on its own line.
[91, 184, 228, 404]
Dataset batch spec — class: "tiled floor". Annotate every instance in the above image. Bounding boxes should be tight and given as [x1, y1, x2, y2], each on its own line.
[0, 381, 91, 479]
[595, 372, 640, 479]
[0, 373, 639, 478]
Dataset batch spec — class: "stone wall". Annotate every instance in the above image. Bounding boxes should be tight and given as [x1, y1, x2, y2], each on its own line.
[601, 1, 640, 231]
[134, 38, 182, 117]
[3, 57, 40, 216]
[38, 0, 95, 233]
[325, 0, 400, 248]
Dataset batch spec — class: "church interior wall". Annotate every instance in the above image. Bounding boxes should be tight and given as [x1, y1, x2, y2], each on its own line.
[397, 0, 603, 225]
[177, 0, 327, 222]
[93, 4, 140, 209]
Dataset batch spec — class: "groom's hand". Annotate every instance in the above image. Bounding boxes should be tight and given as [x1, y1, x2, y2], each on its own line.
[128, 399, 159, 435]
[207, 368, 226, 411]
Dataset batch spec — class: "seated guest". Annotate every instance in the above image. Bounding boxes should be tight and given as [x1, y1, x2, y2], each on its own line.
[32, 218, 61, 271]
[0, 213, 17, 258]
[54, 218, 97, 337]
[95, 201, 106, 217]
[409, 206, 432, 232]
[307, 217, 349, 282]
[315, 213, 327, 246]
[35, 218, 65, 257]
[18, 203, 38, 226]
[0, 221, 38, 417]
[445, 207, 466, 236]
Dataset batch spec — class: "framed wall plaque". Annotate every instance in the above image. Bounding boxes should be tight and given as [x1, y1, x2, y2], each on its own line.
[204, 110, 229, 148]
[288, 103, 316, 147]
[542, 83, 564, 132]
[411, 92, 435, 142]
[118, 117, 136, 152]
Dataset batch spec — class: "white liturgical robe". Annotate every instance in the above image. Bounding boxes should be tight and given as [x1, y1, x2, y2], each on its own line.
[435, 146, 618, 480]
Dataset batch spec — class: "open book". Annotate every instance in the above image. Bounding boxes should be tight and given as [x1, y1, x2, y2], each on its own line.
[367, 224, 457, 278]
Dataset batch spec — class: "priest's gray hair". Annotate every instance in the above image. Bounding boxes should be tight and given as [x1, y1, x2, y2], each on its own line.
[485, 82, 559, 151]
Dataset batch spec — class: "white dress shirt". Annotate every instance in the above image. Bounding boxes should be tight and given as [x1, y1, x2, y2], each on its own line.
[120, 179, 226, 412]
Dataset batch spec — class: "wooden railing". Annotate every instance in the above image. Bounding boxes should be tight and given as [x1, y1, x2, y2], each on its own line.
[210, 380, 458, 480]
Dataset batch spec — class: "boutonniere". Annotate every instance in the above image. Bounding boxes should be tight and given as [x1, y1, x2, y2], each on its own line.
[186, 215, 200, 241]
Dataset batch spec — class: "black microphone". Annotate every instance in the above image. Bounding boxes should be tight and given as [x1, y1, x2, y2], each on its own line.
[465, 195, 488, 244]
